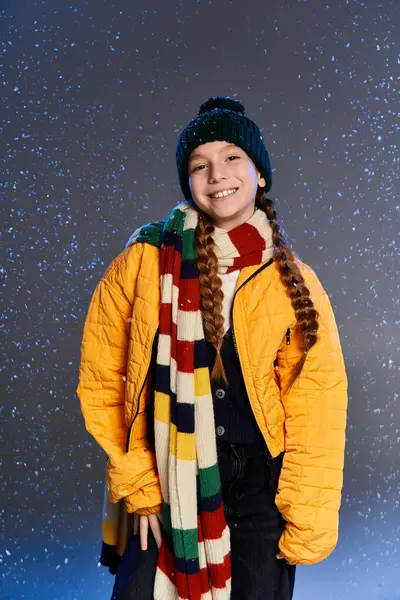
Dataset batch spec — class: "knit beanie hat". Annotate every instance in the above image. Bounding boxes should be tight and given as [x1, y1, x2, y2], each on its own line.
[176, 95, 272, 200]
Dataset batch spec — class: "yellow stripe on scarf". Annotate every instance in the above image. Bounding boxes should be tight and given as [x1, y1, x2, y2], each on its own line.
[194, 366, 213, 396]
[154, 390, 170, 424]
[169, 423, 196, 460]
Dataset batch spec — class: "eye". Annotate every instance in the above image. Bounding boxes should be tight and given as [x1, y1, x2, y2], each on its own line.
[191, 155, 239, 172]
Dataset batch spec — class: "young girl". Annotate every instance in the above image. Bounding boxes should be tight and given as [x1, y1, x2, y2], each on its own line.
[77, 96, 348, 600]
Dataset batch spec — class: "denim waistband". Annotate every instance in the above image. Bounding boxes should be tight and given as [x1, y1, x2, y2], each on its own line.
[216, 436, 268, 457]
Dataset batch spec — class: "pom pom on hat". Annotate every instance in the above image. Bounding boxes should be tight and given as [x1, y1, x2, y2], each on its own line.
[198, 96, 246, 115]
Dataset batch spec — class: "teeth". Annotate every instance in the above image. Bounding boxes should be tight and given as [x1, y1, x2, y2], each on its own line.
[210, 188, 238, 199]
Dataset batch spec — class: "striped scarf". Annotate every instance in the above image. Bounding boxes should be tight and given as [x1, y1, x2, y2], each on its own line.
[130, 201, 274, 600]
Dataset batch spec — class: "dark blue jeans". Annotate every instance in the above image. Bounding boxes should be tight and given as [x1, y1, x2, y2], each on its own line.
[217, 439, 296, 600]
[112, 439, 295, 600]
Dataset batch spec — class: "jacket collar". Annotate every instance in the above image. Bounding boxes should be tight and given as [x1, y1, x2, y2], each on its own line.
[234, 257, 275, 293]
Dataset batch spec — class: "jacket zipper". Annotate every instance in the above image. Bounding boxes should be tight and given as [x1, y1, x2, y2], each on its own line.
[286, 327, 291, 345]
[229, 258, 280, 448]
[125, 326, 159, 453]
[230, 258, 274, 359]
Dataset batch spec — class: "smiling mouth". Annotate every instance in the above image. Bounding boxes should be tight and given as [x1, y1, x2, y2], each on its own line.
[208, 188, 239, 199]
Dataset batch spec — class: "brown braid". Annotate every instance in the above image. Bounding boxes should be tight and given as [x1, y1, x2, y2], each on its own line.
[256, 187, 320, 394]
[195, 211, 230, 386]
[194, 186, 320, 394]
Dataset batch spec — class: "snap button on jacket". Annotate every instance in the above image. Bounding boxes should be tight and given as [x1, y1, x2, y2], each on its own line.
[77, 241, 348, 566]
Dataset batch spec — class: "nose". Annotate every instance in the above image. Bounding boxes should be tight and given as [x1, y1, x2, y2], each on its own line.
[208, 171, 226, 183]
[208, 163, 228, 183]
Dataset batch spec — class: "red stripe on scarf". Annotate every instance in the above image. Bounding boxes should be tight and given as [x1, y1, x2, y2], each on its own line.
[172, 248, 181, 286]
[201, 502, 227, 540]
[178, 278, 201, 311]
[158, 538, 211, 600]
[171, 320, 177, 362]
[197, 514, 231, 591]
[200, 565, 211, 595]
[228, 223, 265, 270]
[157, 539, 176, 584]
[208, 552, 231, 589]
[177, 571, 202, 600]
[163, 244, 176, 275]
[159, 303, 172, 335]
[176, 339, 195, 372]
[197, 515, 204, 542]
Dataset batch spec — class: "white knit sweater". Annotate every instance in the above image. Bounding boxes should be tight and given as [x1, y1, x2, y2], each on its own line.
[220, 270, 240, 335]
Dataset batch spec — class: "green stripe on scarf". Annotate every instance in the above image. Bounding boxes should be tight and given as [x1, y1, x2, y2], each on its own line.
[182, 226, 197, 259]
[172, 528, 199, 561]
[198, 463, 222, 498]
[163, 503, 198, 560]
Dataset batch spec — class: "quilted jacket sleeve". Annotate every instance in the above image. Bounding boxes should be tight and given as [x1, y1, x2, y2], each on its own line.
[76, 243, 163, 515]
[274, 266, 348, 565]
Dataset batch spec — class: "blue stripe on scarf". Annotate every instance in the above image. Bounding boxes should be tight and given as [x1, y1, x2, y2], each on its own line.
[100, 541, 121, 575]
[172, 402, 195, 433]
[198, 489, 223, 512]
[155, 364, 170, 394]
[164, 529, 201, 576]
[181, 258, 199, 278]
[164, 228, 183, 252]
[194, 338, 210, 366]
[174, 554, 201, 575]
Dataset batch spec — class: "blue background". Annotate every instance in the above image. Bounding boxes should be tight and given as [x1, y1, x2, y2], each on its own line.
[2, 0, 399, 598]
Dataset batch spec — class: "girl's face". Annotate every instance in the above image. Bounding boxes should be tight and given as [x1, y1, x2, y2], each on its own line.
[188, 140, 266, 231]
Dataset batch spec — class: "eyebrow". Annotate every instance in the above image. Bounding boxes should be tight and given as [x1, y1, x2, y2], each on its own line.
[189, 143, 238, 162]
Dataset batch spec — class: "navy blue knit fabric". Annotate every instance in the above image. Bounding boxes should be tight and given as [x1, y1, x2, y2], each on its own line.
[206, 327, 264, 444]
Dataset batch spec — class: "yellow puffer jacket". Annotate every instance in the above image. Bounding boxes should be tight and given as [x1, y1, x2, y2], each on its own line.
[77, 240, 348, 566]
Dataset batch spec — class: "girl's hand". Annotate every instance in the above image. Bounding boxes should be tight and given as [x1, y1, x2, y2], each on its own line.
[133, 510, 163, 551]
[276, 551, 295, 565]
